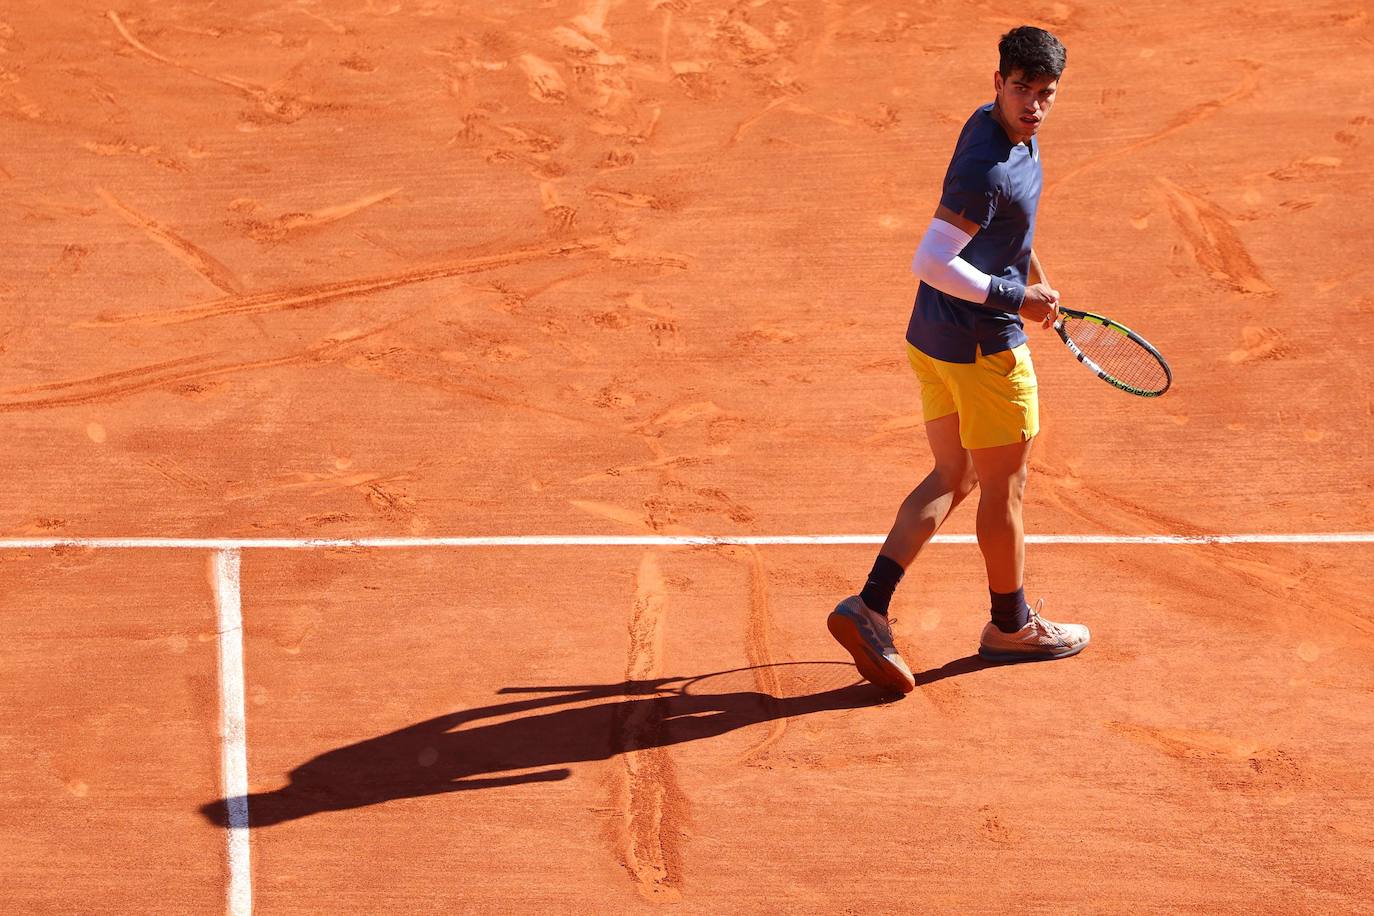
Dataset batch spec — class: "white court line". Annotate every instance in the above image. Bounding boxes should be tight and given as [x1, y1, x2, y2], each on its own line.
[212, 549, 252, 916]
[0, 533, 1370, 549]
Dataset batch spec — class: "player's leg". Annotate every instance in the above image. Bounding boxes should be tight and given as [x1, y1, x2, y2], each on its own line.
[874, 411, 978, 570]
[856, 347, 973, 618]
[837, 415, 975, 681]
[968, 436, 1033, 596]
[970, 437, 1087, 661]
[827, 346, 964, 695]
[957, 343, 1089, 661]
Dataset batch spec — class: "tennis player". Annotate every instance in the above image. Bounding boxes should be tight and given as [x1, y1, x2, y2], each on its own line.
[828, 26, 1090, 694]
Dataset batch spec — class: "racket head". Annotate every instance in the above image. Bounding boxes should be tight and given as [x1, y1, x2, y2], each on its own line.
[1054, 306, 1172, 397]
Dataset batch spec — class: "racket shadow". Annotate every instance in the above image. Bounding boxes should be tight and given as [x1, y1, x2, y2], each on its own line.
[200, 660, 967, 829]
[912, 653, 1000, 685]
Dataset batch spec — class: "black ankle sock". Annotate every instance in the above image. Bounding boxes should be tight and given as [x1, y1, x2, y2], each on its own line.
[989, 587, 1031, 633]
[859, 555, 905, 616]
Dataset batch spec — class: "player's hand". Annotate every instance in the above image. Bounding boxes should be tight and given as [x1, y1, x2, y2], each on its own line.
[1020, 283, 1060, 328]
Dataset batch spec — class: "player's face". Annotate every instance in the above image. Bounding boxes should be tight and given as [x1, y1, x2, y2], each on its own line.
[993, 69, 1059, 143]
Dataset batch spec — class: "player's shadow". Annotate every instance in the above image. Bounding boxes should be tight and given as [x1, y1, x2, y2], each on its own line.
[200, 656, 994, 828]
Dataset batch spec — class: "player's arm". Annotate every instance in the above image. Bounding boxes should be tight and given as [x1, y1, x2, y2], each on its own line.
[911, 204, 1058, 316]
[1029, 247, 1047, 285]
[934, 203, 981, 237]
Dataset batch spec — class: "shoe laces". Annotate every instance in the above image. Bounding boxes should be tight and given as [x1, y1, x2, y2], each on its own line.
[1026, 598, 1066, 641]
[871, 609, 897, 649]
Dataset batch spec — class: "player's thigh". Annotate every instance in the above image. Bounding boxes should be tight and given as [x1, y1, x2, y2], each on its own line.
[952, 345, 1039, 450]
[907, 344, 957, 425]
[969, 437, 1034, 495]
[924, 413, 973, 483]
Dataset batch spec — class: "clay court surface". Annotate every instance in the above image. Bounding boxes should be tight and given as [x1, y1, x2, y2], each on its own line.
[3, 1, 1373, 912]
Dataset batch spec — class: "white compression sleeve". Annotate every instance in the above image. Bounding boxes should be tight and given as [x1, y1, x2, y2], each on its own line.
[911, 219, 1027, 311]
[910, 218, 992, 303]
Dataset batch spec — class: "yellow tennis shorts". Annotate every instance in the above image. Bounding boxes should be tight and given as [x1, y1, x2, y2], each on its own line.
[906, 342, 1039, 449]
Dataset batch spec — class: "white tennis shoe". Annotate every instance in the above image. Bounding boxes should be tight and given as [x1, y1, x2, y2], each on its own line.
[978, 598, 1090, 662]
[827, 595, 916, 694]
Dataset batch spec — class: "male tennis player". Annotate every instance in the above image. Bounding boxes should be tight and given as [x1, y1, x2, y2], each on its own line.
[828, 26, 1089, 694]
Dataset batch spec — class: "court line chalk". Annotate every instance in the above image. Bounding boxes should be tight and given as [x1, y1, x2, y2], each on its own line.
[0, 533, 1370, 550]
[212, 549, 252, 916]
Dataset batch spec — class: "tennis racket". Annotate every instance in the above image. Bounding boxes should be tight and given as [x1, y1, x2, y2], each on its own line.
[1053, 306, 1172, 397]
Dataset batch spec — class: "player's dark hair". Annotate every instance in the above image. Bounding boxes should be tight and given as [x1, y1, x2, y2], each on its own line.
[998, 26, 1066, 81]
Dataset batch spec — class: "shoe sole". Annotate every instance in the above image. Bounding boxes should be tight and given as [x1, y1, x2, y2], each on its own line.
[827, 612, 915, 695]
[977, 640, 1089, 663]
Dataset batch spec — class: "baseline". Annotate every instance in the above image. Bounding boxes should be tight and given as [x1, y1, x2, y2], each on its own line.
[0, 533, 1370, 550]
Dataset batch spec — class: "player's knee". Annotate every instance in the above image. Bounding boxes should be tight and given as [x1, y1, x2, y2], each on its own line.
[935, 461, 977, 500]
[955, 465, 978, 500]
[980, 467, 1028, 503]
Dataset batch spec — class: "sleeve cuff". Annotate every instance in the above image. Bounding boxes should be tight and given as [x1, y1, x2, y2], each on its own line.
[985, 277, 1026, 312]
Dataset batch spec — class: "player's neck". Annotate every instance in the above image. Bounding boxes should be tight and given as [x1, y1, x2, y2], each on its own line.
[988, 103, 1032, 147]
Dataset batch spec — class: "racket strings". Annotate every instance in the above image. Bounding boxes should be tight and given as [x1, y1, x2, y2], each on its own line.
[1061, 316, 1169, 392]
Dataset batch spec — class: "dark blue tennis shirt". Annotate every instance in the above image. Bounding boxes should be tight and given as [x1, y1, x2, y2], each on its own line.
[907, 102, 1042, 364]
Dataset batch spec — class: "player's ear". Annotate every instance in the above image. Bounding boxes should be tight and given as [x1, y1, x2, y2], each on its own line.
[993, 69, 1004, 95]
